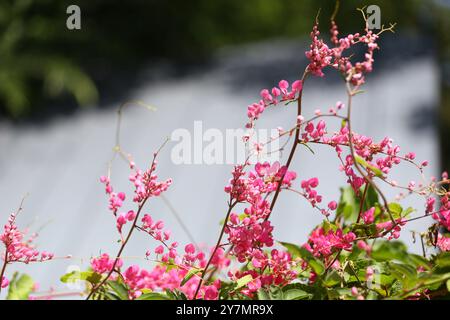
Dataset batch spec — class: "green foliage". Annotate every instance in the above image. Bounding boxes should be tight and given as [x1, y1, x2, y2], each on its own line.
[180, 268, 202, 287]
[0, 0, 98, 118]
[6, 272, 34, 300]
[257, 284, 312, 300]
[354, 155, 383, 177]
[279, 240, 450, 300]
[60, 270, 102, 285]
[336, 185, 379, 223]
[136, 292, 171, 300]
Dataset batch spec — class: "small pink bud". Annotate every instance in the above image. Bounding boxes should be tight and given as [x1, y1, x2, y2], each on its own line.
[154, 245, 164, 255]
[328, 201, 337, 211]
[185, 243, 195, 254]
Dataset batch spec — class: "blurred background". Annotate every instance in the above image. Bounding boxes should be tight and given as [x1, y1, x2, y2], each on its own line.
[0, 0, 449, 296]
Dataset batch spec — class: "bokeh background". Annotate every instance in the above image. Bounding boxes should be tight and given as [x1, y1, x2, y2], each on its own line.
[0, 0, 449, 296]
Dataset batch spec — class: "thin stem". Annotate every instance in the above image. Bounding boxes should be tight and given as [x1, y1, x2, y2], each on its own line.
[420, 234, 426, 258]
[325, 249, 342, 273]
[193, 200, 237, 299]
[345, 82, 395, 225]
[0, 255, 7, 295]
[266, 70, 309, 220]
[86, 197, 149, 300]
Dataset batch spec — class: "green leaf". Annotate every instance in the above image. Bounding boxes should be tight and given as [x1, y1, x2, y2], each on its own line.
[6, 273, 34, 300]
[436, 252, 450, 268]
[323, 270, 342, 287]
[282, 288, 311, 300]
[388, 203, 403, 218]
[409, 254, 431, 270]
[446, 279, 450, 292]
[403, 207, 415, 217]
[60, 271, 102, 284]
[336, 186, 358, 222]
[364, 185, 379, 211]
[372, 241, 409, 262]
[180, 268, 201, 287]
[355, 155, 383, 177]
[309, 259, 325, 275]
[107, 281, 129, 300]
[136, 292, 171, 300]
[257, 288, 270, 300]
[279, 241, 303, 258]
[390, 263, 417, 280]
[236, 275, 253, 289]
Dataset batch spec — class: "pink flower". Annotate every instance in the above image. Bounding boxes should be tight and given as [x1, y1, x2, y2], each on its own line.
[308, 177, 319, 188]
[405, 152, 416, 160]
[0, 212, 53, 265]
[247, 278, 262, 292]
[357, 240, 371, 254]
[116, 213, 127, 232]
[278, 80, 289, 94]
[1, 276, 9, 288]
[185, 243, 195, 254]
[366, 266, 374, 280]
[203, 286, 219, 300]
[154, 245, 164, 255]
[292, 80, 303, 93]
[126, 210, 136, 221]
[437, 234, 450, 252]
[271, 87, 281, 97]
[328, 201, 337, 211]
[91, 253, 122, 274]
[363, 207, 375, 224]
[306, 227, 356, 258]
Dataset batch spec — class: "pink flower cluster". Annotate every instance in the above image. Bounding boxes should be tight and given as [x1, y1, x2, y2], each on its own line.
[220, 161, 301, 291]
[122, 264, 221, 300]
[437, 234, 450, 252]
[91, 253, 123, 274]
[141, 214, 171, 246]
[1, 214, 53, 265]
[306, 19, 380, 86]
[302, 120, 327, 141]
[315, 124, 417, 191]
[100, 160, 172, 236]
[305, 23, 332, 77]
[128, 162, 173, 203]
[432, 192, 450, 233]
[375, 218, 406, 240]
[231, 249, 297, 297]
[246, 80, 303, 127]
[0, 212, 53, 290]
[224, 162, 296, 263]
[305, 227, 356, 258]
[91, 244, 229, 300]
[300, 177, 323, 207]
[1, 276, 8, 288]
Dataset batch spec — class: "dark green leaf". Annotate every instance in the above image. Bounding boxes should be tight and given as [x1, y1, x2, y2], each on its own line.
[136, 292, 171, 300]
[107, 280, 129, 300]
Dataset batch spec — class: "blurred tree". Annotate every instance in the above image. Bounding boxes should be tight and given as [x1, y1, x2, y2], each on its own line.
[0, 0, 98, 118]
[0, 0, 426, 119]
[433, 1, 450, 174]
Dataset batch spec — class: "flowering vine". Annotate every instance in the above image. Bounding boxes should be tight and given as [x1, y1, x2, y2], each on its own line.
[1, 5, 450, 301]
